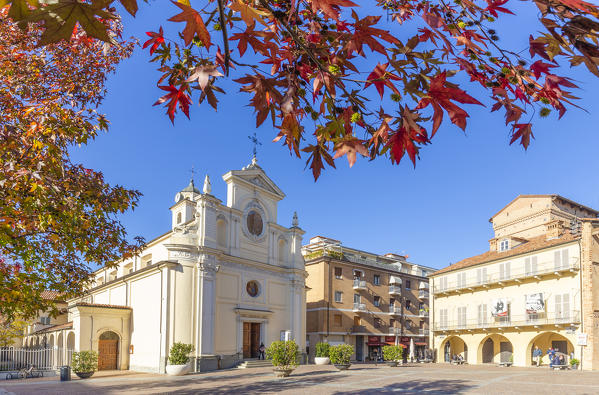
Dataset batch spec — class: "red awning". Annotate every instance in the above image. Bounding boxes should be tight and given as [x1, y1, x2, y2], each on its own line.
[414, 342, 427, 346]
[398, 343, 407, 348]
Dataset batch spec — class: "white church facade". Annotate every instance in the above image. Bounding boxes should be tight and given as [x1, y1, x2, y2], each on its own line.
[22, 159, 307, 373]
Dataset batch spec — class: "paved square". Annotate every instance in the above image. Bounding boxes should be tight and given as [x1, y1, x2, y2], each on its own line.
[1, 364, 598, 394]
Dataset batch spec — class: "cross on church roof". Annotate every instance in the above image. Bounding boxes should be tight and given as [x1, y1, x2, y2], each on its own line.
[190, 165, 195, 182]
[248, 132, 262, 160]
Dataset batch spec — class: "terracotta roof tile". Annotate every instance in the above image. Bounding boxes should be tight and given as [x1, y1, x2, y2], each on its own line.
[33, 321, 73, 334]
[432, 233, 579, 276]
[72, 302, 131, 310]
[40, 290, 63, 300]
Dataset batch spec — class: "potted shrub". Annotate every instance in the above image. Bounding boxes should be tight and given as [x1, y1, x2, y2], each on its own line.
[329, 344, 354, 370]
[166, 342, 194, 376]
[266, 340, 299, 377]
[382, 345, 403, 367]
[71, 351, 98, 379]
[314, 342, 330, 365]
[570, 358, 580, 370]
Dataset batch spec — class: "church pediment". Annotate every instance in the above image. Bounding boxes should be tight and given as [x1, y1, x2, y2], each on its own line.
[224, 166, 286, 200]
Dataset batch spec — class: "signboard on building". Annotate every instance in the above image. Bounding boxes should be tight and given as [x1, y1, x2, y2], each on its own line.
[384, 336, 396, 344]
[577, 333, 588, 346]
[525, 293, 545, 313]
[491, 298, 508, 316]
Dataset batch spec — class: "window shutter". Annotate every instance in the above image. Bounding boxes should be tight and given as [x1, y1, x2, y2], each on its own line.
[562, 249, 569, 269]
[500, 263, 505, 279]
[554, 251, 561, 270]
[555, 294, 562, 318]
[531, 256, 538, 274]
[505, 262, 510, 278]
[525, 258, 531, 276]
[563, 294, 570, 319]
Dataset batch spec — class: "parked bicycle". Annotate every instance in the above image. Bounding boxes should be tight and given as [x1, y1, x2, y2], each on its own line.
[4, 364, 42, 380]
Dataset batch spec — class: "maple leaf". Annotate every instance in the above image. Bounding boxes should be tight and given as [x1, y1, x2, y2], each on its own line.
[310, 0, 358, 21]
[186, 64, 224, 91]
[484, 0, 514, 18]
[24, 0, 116, 45]
[365, 63, 400, 98]
[530, 60, 557, 79]
[274, 114, 302, 157]
[235, 74, 284, 127]
[118, 0, 138, 16]
[510, 123, 534, 149]
[302, 143, 336, 180]
[229, 0, 271, 27]
[416, 72, 483, 135]
[345, 12, 400, 56]
[385, 125, 429, 166]
[333, 137, 368, 167]
[153, 84, 191, 124]
[143, 27, 165, 55]
[167, 0, 211, 48]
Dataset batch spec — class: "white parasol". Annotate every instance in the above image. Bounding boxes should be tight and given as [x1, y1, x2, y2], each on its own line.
[409, 337, 415, 361]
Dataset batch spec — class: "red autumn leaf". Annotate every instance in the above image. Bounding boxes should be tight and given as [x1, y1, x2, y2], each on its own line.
[142, 27, 164, 55]
[364, 63, 400, 98]
[302, 143, 336, 180]
[386, 126, 430, 166]
[186, 64, 224, 91]
[510, 123, 534, 149]
[333, 137, 368, 167]
[530, 60, 557, 79]
[153, 85, 192, 124]
[416, 72, 483, 135]
[310, 0, 358, 21]
[167, 0, 211, 48]
[484, 0, 514, 18]
[345, 12, 400, 56]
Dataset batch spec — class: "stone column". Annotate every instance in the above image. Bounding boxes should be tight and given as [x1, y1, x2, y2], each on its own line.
[196, 253, 219, 371]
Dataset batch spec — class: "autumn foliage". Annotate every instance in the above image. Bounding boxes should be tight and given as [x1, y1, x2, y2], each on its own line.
[3, 0, 599, 180]
[0, 9, 142, 320]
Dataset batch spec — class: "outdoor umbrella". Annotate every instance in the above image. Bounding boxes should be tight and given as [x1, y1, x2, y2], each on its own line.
[409, 338, 415, 361]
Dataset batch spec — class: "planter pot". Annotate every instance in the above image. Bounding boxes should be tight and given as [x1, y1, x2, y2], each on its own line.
[166, 364, 191, 376]
[385, 361, 399, 367]
[74, 371, 94, 379]
[334, 363, 351, 371]
[273, 367, 294, 377]
[571, 364, 578, 370]
[314, 357, 330, 365]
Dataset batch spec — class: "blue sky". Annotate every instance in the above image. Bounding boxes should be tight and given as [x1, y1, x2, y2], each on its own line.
[70, 2, 599, 271]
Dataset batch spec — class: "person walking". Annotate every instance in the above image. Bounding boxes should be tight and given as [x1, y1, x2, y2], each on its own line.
[548, 348, 555, 368]
[533, 346, 542, 367]
[258, 343, 265, 360]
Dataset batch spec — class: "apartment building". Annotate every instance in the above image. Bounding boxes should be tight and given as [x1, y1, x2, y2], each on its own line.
[430, 195, 599, 370]
[303, 236, 435, 362]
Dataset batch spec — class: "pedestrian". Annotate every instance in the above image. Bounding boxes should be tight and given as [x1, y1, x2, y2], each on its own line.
[533, 346, 542, 367]
[548, 348, 555, 368]
[258, 343, 265, 360]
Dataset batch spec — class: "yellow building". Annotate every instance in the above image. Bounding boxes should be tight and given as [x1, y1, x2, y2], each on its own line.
[303, 236, 435, 362]
[429, 195, 599, 370]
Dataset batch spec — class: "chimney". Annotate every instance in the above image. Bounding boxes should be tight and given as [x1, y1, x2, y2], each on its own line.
[489, 238, 498, 252]
[545, 220, 566, 239]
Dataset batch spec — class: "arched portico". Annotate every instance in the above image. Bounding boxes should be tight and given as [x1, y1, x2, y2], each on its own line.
[66, 331, 75, 350]
[477, 334, 513, 364]
[526, 332, 574, 366]
[440, 336, 468, 362]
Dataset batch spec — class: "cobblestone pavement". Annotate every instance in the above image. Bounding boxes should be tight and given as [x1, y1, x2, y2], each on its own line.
[2, 363, 599, 394]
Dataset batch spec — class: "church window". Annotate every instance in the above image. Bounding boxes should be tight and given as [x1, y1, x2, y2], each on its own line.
[246, 210, 263, 236]
[334, 291, 342, 303]
[177, 212, 182, 224]
[333, 314, 342, 327]
[217, 219, 227, 248]
[246, 280, 260, 297]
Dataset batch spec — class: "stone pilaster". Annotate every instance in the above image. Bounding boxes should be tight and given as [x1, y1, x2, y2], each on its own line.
[580, 220, 598, 370]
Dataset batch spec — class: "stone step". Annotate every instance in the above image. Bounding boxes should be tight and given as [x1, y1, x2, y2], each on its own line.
[236, 360, 273, 369]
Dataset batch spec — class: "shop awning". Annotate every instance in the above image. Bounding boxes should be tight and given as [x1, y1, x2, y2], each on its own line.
[414, 342, 428, 346]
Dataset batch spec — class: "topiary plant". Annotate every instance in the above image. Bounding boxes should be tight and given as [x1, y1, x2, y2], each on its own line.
[168, 342, 194, 365]
[266, 340, 299, 369]
[329, 344, 354, 365]
[315, 342, 330, 358]
[71, 351, 98, 373]
[382, 345, 403, 362]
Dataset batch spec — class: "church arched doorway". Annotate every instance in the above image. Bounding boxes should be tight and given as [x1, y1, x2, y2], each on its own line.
[98, 331, 119, 370]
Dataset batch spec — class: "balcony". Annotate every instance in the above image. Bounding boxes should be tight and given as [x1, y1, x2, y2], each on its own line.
[353, 279, 367, 290]
[419, 290, 429, 299]
[433, 310, 581, 332]
[419, 310, 429, 318]
[433, 259, 580, 295]
[350, 325, 366, 333]
[388, 327, 401, 335]
[419, 329, 430, 336]
[353, 303, 367, 312]
[389, 285, 402, 295]
[388, 306, 402, 316]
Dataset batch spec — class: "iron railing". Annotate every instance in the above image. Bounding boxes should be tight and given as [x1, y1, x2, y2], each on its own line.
[353, 279, 367, 289]
[433, 310, 580, 331]
[0, 347, 73, 371]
